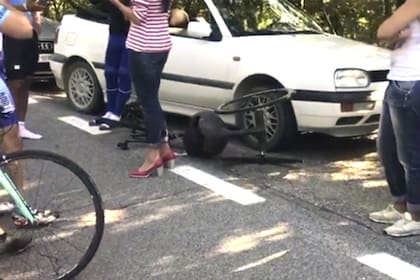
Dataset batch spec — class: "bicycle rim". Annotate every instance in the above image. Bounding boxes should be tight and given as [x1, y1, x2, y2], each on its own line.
[0, 150, 104, 280]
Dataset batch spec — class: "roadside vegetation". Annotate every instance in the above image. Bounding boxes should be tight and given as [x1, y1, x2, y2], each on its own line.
[44, 0, 403, 44]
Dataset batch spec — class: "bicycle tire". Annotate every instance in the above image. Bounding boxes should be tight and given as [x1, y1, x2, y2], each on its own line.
[215, 88, 294, 115]
[0, 150, 105, 280]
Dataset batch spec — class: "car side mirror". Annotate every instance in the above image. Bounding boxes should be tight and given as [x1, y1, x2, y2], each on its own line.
[186, 21, 212, 39]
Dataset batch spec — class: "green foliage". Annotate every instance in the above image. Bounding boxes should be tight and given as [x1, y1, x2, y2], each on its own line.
[289, 0, 401, 43]
[44, 0, 91, 21]
[44, 0, 402, 43]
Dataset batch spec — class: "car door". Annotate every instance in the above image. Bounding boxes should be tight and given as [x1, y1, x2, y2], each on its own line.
[159, 0, 235, 111]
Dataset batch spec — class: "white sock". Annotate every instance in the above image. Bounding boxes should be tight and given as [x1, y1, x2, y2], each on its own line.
[19, 122, 42, 140]
[107, 113, 121, 121]
[102, 112, 111, 119]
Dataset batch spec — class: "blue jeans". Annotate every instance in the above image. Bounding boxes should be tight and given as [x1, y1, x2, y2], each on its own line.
[378, 80, 420, 212]
[105, 34, 131, 116]
[128, 50, 169, 147]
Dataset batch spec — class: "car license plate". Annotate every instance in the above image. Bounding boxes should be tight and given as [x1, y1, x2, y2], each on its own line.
[39, 54, 51, 63]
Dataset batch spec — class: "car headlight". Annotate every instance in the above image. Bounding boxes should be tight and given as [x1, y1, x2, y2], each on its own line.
[334, 69, 370, 88]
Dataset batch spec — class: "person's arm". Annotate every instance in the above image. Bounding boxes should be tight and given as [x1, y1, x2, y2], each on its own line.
[110, 0, 146, 25]
[0, 0, 33, 38]
[8, 0, 45, 12]
[31, 10, 41, 34]
[377, 0, 420, 40]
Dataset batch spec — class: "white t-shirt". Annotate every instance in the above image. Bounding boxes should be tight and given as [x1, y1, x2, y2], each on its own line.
[388, 19, 420, 81]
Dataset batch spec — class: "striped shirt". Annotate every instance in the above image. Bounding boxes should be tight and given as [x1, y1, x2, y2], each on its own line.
[126, 0, 172, 52]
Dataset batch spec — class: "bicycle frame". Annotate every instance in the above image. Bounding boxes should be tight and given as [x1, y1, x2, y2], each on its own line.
[0, 165, 36, 224]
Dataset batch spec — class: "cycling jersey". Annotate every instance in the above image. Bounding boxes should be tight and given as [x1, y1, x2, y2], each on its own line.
[0, 5, 16, 115]
[0, 4, 11, 26]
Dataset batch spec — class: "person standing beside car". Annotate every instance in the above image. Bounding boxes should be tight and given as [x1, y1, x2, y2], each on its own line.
[89, 0, 132, 127]
[369, 0, 420, 237]
[2, 0, 45, 140]
[111, 0, 175, 178]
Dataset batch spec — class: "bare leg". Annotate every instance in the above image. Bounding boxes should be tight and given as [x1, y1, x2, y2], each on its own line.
[159, 142, 172, 157]
[7, 79, 27, 122]
[137, 148, 160, 171]
[0, 124, 22, 237]
[1, 124, 23, 189]
[8, 77, 42, 139]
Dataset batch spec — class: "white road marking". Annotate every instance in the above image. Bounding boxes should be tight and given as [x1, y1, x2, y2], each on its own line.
[58, 116, 111, 135]
[357, 253, 420, 280]
[233, 250, 289, 272]
[171, 165, 266, 206]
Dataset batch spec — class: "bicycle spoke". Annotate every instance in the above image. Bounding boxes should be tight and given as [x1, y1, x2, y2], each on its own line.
[1, 150, 104, 280]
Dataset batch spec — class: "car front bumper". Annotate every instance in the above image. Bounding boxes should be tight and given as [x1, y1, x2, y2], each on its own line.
[292, 82, 387, 137]
[49, 58, 64, 89]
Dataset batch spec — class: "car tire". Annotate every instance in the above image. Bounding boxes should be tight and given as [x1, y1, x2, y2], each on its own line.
[64, 61, 104, 114]
[235, 86, 298, 151]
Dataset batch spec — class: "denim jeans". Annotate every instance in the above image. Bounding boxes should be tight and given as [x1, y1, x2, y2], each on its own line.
[128, 50, 169, 147]
[378, 80, 420, 212]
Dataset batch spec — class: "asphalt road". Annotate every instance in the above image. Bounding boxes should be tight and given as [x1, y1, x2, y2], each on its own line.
[4, 87, 420, 280]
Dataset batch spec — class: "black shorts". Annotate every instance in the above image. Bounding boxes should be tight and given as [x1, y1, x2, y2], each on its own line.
[3, 30, 39, 80]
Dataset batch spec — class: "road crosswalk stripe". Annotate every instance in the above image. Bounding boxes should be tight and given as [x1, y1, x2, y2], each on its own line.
[357, 253, 420, 280]
[58, 116, 111, 135]
[171, 165, 266, 206]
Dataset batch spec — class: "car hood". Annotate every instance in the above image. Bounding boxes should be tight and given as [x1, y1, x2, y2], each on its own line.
[235, 33, 391, 71]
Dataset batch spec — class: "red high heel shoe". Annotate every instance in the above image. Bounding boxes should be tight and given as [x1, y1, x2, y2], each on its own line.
[129, 158, 164, 178]
[161, 150, 176, 169]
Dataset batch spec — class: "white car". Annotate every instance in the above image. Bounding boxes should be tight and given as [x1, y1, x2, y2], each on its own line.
[50, 0, 390, 150]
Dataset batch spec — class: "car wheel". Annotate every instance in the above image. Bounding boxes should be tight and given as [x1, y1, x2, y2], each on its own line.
[64, 61, 104, 114]
[235, 86, 298, 151]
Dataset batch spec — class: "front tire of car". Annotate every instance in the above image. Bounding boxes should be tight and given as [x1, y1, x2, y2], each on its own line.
[64, 61, 104, 114]
[235, 86, 298, 151]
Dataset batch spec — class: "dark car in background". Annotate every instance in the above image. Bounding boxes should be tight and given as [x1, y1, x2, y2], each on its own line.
[34, 17, 59, 83]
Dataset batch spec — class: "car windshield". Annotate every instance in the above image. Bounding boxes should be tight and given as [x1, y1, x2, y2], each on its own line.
[213, 0, 324, 36]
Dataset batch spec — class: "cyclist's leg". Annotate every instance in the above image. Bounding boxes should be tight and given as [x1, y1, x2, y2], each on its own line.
[0, 118, 23, 189]
[0, 114, 30, 255]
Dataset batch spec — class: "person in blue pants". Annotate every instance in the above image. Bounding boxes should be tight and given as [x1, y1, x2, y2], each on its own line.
[89, 0, 131, 128]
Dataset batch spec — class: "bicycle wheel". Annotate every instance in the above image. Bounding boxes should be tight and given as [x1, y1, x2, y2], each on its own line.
[0, 150, 104, 280]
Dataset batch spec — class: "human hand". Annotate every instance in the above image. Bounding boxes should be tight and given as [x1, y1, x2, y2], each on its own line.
[27, 0, 46, 11]
[392, 28, 410, 49]
[398, 28, 410, 40]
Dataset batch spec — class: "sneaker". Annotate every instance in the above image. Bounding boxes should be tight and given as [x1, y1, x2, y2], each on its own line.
[13, 209, 59, 228]
[0, 234, 32, 255]
[369, 204, 405, 224]
[384, 212, 420, 237]
[0, 202, 14, 215]
[18, 125, 42, 140]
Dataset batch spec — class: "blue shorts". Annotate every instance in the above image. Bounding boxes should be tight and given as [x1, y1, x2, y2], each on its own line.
[0, 110, 17, 129]
[0, 78, 17, 129]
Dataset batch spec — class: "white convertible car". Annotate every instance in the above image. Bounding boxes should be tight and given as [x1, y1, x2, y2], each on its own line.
[50, 0, 390, 150]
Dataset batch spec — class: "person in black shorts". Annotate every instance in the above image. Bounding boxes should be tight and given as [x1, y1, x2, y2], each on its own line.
[0, 0, 34, 255]
[3, 0, 45, 139]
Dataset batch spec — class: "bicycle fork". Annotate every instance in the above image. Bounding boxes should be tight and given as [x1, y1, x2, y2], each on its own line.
[0, 167, 35, 224]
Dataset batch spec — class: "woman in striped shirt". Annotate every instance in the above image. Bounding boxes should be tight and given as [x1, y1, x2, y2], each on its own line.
[112, 0, 175, 178]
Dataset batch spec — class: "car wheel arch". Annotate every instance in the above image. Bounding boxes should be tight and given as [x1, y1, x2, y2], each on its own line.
[62, 56, 95, 80]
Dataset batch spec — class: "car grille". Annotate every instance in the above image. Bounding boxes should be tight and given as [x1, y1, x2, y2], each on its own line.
[368, 70, 389, 82]
[38, 41, 54, 54]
